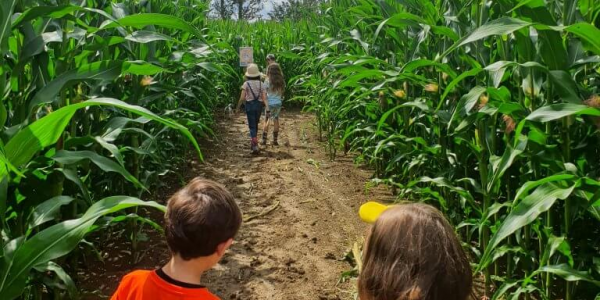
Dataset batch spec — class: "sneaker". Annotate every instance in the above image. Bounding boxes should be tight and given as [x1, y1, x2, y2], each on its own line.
[251, 137, 259, 154]
[273, 140, 279, 146]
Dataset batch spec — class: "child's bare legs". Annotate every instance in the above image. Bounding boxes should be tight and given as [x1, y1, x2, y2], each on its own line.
[262, 105, 281, 146]
[261, 113, 271, 145]
[272, 118, 280, 145]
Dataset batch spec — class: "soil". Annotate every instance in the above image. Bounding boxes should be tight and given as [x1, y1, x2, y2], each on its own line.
[78, 109, 391, 299]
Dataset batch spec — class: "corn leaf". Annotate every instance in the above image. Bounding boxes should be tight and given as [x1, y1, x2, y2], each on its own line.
[526, 103, 600, 122]
[28, 196, 75, 229]
[0, 196, 165, 300]
[53, 150, 145, 190]
[99, 13, 202, 39]
[2, 98, 202, 180]
[479, 182, 578, 269]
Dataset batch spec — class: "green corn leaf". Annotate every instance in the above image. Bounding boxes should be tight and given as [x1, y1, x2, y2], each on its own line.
[27, 196, 75, 229]
[33, 262, 78, 299]
[99, 13, 202, 39]
[463, 86, 487, 115]
[548, 70, 581, 103]
[526, 103, 600, 122]
[565, 22, 600, 56]
[534, 264, 600, 286]
[541, 235, 574, 267]
[58, 168, 91, 204]
[492, 281, 520, 300]
[125, 30, 175, 43]
[401, 59, 457, 79]
[11, 5, 80, 28]
[0, 177, 7, 225]
[0, 196, 165, 300]
[440, 68, 482, 102]
[2, 98, 202, 180]
[125, 61, 168, 75]
[509, 0, 545, 12]
[441, 17, 531, 58]
[28, 61, 124, 111]
[484, 61, 546, 88]
[53, 150, 145, 190]
[28, 60, 167, 111]
[12, 5, 116, 29]
[0, 0, 17, 54]
[448, 86, 486, 130]
[487, 135, 528, 193]
[479, 182, 578, 269]
[377, 101, 429, 131]
[94, 136, 124, 165]
[514, 174, 577, 202]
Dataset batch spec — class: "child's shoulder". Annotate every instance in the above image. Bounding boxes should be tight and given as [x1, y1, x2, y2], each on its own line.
[121, 269, 153, 283]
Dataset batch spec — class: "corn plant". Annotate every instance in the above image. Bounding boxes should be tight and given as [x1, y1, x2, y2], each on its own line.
[0, 0, 234, 298]
[279, 0, 600, 298]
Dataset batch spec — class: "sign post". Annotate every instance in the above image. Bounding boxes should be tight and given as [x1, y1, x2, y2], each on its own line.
[239, 47, 253, 67]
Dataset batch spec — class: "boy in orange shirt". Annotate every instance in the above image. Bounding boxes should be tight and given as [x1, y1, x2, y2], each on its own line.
[111, 178, 242, 300]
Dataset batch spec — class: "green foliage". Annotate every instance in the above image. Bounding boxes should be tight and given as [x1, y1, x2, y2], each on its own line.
[0, 1, 235, 298]
[224, 0, 600, 299]
[2, 0, 600, 299]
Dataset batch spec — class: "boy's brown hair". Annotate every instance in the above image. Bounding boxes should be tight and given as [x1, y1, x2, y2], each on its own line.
[358, 203, 473, 300]
[164, 178, 242, 260]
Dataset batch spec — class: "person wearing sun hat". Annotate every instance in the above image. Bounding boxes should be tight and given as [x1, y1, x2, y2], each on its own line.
[237, 63, 268, 154]
[357, 201, 474, 300]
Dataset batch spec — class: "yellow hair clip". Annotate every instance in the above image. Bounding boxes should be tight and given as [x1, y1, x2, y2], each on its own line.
[359, 201, 392, 224]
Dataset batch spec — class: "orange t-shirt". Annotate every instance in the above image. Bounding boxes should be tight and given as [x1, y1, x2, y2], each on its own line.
[111, 269, 220, 300]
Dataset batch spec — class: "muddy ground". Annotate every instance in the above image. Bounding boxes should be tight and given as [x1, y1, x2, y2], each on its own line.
[79, 110, 391, 299]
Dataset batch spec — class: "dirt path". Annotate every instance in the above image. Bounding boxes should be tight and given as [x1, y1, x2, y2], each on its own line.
[81, 110, 390, 299]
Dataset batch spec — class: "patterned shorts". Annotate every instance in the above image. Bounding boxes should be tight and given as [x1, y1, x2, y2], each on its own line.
[268, 104, 282, 120]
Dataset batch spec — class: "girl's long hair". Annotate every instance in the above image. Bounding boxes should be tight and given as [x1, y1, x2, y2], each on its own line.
[358, 203, 473, 300]
[267, 63, 285, 96]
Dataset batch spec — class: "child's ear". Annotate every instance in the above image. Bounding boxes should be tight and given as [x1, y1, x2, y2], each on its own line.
[216, 238, 234, 257]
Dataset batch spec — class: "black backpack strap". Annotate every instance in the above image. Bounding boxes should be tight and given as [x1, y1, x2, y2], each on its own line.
[247, 82, 260, 101]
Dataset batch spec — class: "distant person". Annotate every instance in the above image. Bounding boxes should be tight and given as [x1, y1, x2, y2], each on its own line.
[261, 63, 285, 146]
[358, 202, 473, 300]
[260, 54, 277, 80]
[266, 53, 276, 66]
[111, 178, 242, 300]
[237, 63, 268, 154]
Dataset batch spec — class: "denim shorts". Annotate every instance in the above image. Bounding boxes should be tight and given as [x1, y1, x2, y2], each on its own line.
[268, 104, 282, 120]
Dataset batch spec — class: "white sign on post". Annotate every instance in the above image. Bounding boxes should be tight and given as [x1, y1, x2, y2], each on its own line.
[239, 47, 253, 67]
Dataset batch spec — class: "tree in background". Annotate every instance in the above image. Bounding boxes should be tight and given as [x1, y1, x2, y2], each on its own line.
[268, 0, 322, 21]
[236, 0, 263, 20]
[210, 0, 263, 20]
[210, 0, 235, 19]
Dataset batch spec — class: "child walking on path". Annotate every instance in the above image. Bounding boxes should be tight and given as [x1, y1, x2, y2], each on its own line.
[261, 63, 285, 146]
[237, 64, 268, 154]
[358, 202, 473, 300]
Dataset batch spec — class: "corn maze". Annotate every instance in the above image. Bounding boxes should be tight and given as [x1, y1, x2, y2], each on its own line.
[0, 0, 599, 299]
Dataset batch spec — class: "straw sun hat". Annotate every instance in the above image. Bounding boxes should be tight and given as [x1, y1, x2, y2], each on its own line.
[245, 63, 260, 77]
